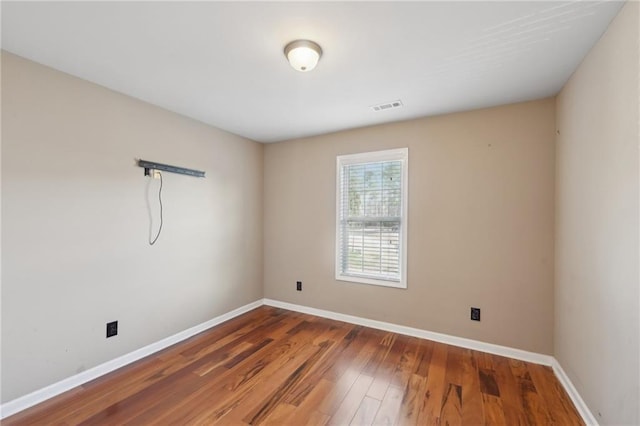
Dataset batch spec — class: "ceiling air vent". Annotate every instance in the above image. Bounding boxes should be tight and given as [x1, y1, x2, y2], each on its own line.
[370, 100, 403, 112]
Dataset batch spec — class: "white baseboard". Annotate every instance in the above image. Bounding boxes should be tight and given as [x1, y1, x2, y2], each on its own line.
[1, 297, 597, 426]
[0, 299, 263, 420]
[551, 358, 599, 425]
[263, 298, 553, 366]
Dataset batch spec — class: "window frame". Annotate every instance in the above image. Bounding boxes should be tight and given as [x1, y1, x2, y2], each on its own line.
[335, 147, 409, 289]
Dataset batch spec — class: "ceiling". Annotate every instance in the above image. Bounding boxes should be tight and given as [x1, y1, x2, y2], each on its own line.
[1, 1, 624, 143]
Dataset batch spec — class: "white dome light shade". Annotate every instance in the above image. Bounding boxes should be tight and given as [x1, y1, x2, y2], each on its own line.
[284, 40, 322, 72]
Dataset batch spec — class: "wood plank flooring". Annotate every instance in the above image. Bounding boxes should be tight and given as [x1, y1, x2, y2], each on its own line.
[3, 306, 583, 425]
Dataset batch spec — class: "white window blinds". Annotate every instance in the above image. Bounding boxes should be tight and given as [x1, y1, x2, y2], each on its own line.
[336, 148, 408, 288]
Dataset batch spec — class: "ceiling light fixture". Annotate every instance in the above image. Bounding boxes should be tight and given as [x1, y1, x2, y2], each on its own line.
[284, 40, 322, 72]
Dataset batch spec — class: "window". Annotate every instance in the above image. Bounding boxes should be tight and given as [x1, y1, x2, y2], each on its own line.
[335, 148, 408, 288]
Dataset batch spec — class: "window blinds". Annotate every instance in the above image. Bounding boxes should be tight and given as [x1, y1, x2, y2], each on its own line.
[338, 160, 402, 281]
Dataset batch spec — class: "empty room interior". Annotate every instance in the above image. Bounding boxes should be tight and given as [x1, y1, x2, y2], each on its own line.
[1, 1, 639, 425]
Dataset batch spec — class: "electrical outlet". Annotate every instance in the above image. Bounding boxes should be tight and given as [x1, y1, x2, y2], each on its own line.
[296, 281, 302, 291]
[152, 170, 161, 179]
[470, 307, 481, 321]
[106, 321, 118, 338]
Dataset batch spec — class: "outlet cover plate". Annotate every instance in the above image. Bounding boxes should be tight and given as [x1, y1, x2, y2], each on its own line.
[470, 308, 481, 321]
[106, 321, 118, 338]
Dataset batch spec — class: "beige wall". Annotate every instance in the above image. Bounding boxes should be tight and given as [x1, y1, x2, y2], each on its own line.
[1, 52, 264, 402]
[555, 2, 640, 425]
[264, 98, 556, 354]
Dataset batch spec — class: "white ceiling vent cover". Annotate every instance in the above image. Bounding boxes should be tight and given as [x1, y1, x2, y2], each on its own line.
[370, 100, 403, 112]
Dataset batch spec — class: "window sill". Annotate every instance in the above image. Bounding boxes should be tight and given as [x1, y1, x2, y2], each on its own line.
[335, 273, 407, 289]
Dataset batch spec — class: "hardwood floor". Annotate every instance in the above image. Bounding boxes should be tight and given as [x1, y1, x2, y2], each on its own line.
[4, 306, 583, 425]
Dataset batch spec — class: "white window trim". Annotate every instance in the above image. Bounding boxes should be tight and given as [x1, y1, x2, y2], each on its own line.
[335, 148, 408, 289]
